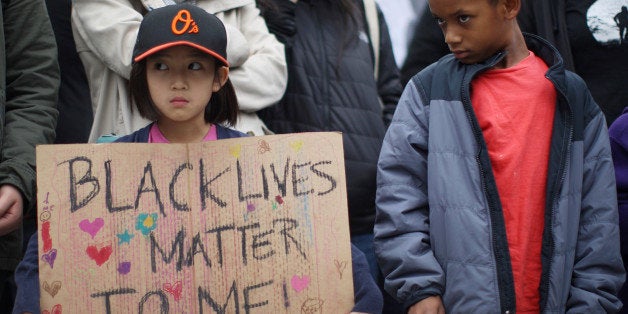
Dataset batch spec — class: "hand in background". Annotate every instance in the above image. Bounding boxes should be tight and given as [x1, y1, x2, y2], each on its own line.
[0, 184, 23, 236]
[408, 295, 445, 314]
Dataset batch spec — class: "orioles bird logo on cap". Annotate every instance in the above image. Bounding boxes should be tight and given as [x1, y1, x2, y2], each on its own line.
[171, 9, 199, 35]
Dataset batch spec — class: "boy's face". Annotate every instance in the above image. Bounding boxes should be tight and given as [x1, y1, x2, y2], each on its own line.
[429, 0, 513, 64]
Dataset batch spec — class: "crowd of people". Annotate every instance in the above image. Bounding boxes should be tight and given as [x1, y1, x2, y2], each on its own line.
[0, 0, 627, 313]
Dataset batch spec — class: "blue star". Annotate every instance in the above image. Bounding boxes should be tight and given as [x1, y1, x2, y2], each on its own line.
[117, 230, 134, 245]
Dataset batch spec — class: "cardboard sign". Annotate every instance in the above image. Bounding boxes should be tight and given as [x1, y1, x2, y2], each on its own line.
[36, 132, 353, 313]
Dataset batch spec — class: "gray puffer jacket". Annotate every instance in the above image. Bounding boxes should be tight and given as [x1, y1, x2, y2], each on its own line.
[374, 34, 625, 313]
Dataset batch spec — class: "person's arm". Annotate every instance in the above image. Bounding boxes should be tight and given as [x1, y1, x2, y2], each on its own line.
[221, 3, 287, 114]
[71, 0, 140, 79]
[374, 78, 444, 311]
[566, 79, 625, 312]
[351, 244, 383, 314]
[374, 4, 402, 128]
[0, 0, 59, 235]
[13, 232, 41, 314]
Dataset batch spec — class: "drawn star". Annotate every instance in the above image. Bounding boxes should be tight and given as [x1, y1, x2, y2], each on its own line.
[117, 230, 134, 245]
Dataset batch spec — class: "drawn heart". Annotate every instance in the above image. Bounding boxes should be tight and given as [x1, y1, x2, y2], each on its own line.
[163, 281, 183, 301]
[79, 218, 104, 239]
[86, 245, 112, 266]
[118, 261, 131, 275]
[334, 260, 347, 278]
[291, 274, 310, 293]
[43, 280, 62, 297]
[258, 140, 271, 154]
[42, 249, 57, 269]
[290, 141, 304, 152]
[42, 304, 62, 314]
[247, 203, 256, 212]
[275, 195, 284, 205]
[229, 145, 241, 158]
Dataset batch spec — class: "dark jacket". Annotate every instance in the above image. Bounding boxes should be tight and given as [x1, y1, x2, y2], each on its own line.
[0, 0, 59, 271]
[400, 1, 575, 84]
[609, 106, 628, 311]
[258, 0, 403, 235]
[375, 34, 625, 313]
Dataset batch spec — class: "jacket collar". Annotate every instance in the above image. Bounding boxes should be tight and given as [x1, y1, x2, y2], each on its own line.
[522, 32, 568, 101]
[461, 33, 568, 102]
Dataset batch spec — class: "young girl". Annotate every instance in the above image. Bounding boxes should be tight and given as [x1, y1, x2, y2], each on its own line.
[73, 0, 286, 142]
[13, 4, 380, 313]
[116, 3, 247, 144]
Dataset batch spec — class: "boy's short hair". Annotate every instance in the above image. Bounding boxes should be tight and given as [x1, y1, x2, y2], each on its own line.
[129, 60, 239, 126]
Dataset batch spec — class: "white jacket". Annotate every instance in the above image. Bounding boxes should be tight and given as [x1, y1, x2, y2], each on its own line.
[71, 0, 287, 141]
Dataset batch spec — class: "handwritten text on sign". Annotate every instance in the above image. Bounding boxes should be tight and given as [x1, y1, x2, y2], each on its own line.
[36, 132, 353, 313]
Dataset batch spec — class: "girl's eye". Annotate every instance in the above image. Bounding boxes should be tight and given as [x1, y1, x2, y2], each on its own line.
[435, 17, 445, 26]
[458, 15, 470, 23]
[189, 62, 202, 70]
[154, 63, 168, 70]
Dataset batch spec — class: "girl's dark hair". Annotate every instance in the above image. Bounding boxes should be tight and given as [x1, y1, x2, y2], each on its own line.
[129, 59, 239, 126]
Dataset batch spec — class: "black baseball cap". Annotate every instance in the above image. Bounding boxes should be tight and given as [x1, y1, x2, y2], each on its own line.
[133, 3, 229, 66]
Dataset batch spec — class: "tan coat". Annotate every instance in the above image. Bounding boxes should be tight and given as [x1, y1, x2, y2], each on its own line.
[71, 0, 287, 141]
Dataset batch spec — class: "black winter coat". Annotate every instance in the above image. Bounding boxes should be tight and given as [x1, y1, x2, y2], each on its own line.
[258, 0, 403, 235]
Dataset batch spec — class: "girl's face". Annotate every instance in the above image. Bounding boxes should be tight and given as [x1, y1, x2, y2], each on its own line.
[146, 45, 227, 129]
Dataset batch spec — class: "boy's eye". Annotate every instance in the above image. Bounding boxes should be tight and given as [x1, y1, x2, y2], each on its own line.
[458, 15, 470, 23]
[154, 63, 168, 70]
[435, 17, 445, 25]
[188, 62, 202, 70]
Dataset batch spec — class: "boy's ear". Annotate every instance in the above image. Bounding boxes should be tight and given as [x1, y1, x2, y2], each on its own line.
[501, 0, 521, 20]
[212, 66, 229, 92]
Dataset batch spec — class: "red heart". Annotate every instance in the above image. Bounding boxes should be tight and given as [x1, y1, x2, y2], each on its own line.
[42, 304, 62, 314]
[163, 281, 183, 301]
[86, 245, 112, 266]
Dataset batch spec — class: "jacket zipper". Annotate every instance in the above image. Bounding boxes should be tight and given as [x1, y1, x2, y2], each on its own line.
[461, 73, 516, 314]
[540, 76, 573, 312]
[313, 3, 331, 130]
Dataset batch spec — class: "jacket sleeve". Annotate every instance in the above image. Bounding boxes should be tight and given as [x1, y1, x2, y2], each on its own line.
[375, 4, 402, 128]
[13, 232, 41, 314]
[2, 0, 59, 215]
[351, 244, 384, 313]
[224, 3, 287, 113]
[374, 79, 444, 310]
[566, 82, 626, 312]
[71, 0, 139, 78]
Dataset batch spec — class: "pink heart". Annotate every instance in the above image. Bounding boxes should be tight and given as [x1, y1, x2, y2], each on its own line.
[291, 275, 310, 293]
[79, 218, 104, 239]
[42, 249, 57, 269]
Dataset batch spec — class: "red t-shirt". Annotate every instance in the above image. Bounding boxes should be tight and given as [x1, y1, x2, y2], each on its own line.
[471, 51, 556, 313]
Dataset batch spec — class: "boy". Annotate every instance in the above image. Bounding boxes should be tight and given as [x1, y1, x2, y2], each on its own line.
[373, 0, 625, 313]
